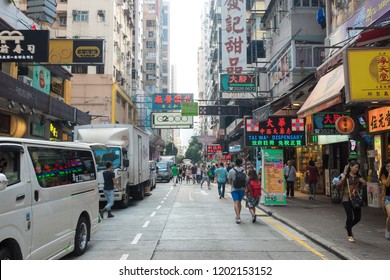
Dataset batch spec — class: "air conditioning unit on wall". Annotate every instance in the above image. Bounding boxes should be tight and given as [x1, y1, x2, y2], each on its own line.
[18, 75, 32, 86]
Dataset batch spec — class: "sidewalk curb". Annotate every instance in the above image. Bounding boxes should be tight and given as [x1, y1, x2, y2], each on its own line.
[257, 205, 360, 260]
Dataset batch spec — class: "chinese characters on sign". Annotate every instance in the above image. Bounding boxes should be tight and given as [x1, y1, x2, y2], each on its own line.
[335, 115, 355, 134]
[152, 93, 194, 111]
[313, 112, 350, 134]
[368, 106, 390, 133]
[0, 30, 49, 62]
[221, 0, 247, 74]
[244, 116, 306, 147]
[207, 145, 222, 155]
[220, 74, 256, 92]
[346, 48, 390, 102]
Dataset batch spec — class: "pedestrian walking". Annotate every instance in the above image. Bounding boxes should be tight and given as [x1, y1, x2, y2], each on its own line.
[196, 164, 202, 183]
[336, 160, 367, 243]
[191, 164, 198, 184]
[284, 160, 296, 197]
[228, 158, 247, 224]
[172, 163, 178, 186]
[245, 169, 262, 223]
[215, 162, 228, 198]
[200, 163, 210, 189]
[178, 164, 183, 184]
[306, 160, 319, 200]
[379, 159, 390, 240]
[185, 166, 192, 184]
[100, 161, 118, 219]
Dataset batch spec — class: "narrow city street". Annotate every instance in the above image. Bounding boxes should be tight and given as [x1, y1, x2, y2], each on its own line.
[64, 180, 340, 260]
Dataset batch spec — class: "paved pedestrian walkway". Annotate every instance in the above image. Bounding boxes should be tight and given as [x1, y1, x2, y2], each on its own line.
[256, 191, 390, 260]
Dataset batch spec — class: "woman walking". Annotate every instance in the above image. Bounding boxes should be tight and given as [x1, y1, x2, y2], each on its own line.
[336, 161, 367, 243]
[379, 159, 390, 240]
[246, 169, 262, 223]
[200, 163, 210, 189]
[306, 160, 319, 200]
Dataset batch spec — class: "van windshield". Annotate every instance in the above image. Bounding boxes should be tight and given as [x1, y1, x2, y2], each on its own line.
[156, 162, 168, 170]
[94, 147, 121, 170]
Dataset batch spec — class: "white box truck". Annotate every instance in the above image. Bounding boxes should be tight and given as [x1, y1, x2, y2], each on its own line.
[74, 124, 150, 208]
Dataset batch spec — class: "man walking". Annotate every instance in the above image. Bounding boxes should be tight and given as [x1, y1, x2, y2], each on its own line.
[172, 163, 178, 186]
[228, 158, 247, 224]
[215, 162, 228, 199]
[100, 161, 118, 219]
[284, 160, 297, 197]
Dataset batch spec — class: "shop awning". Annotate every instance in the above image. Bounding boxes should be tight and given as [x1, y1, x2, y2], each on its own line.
[297, 65, 344, 119]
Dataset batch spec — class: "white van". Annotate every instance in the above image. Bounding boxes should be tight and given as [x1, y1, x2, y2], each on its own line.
[0, 137, 99, 260]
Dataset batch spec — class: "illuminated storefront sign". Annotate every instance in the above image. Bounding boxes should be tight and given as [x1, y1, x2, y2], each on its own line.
[335, 116, 355, 134]
[220, 74, 256, 92]
[244, 116, 306, 147]
[49, 39, 104, 64]
[152, 93, 193, 111]
[346, 48, 390, 102]
[368, 106, 390, 133]
[313, 112, 349, 134]
[207, 145, 222, 155]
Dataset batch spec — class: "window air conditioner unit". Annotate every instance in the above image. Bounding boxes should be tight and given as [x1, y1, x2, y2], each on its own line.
[18, 75, 32, 86]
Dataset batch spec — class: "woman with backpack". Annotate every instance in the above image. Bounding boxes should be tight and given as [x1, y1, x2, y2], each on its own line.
[246, 169, 262, 223]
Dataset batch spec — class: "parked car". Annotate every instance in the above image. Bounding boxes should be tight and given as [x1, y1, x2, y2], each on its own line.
[156, 161, 171, 183]
[149, 160, 157, 189]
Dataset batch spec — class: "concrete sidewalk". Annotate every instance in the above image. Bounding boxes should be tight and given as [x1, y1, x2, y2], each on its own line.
[257, 191, 390, 260]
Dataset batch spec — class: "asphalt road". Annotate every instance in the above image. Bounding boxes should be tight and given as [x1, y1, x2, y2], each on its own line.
[64, 180, 341, 260]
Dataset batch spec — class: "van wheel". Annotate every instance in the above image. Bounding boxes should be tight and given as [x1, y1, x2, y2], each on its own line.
[118, 192, 129, 208]
[0, 247, 12, 260]
[133, 186, 145, 200]
[73, 216, 89, 256]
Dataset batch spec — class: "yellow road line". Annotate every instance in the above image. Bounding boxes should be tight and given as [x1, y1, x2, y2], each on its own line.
[260, 215, 329, 260]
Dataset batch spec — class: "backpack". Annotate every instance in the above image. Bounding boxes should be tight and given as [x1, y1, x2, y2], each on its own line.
[249, 180, 261, 198]
[233, 168, 246, 189]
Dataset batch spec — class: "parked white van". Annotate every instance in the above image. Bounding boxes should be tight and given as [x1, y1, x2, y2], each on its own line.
[0, 137, 99, 260]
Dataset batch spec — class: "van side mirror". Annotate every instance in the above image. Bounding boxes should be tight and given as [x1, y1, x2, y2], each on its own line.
[0, 173, 8, 191]
[123, 159, 130, 168]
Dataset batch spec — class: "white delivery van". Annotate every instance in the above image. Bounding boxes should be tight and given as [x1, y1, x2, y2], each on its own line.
[0, 137, 99, 260]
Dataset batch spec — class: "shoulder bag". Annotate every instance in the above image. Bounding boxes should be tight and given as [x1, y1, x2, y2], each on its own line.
[347, 178, 364, 209]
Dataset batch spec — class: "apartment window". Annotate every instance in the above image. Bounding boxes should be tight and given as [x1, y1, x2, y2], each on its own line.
[148, 4, 155, 11]
[294, 0, 319, 7]
[163, 29, 168, 42]
[146, 20, 156, 27]
[60, 0, 68, 3]
[146, 52, 156, 60]
[146, 74, 156, 81]
[96, 65, 105, 74]
[295, 46, 324, 68]
[97, 10, 105, 22]
[73, 11, 89, 22]
[148, 31, 154, 38]
[146, 63, 156, 70]
[146, 41, 156, 48]
[59, 14, 67, 26]
[0, 113, 11, 134]
[71, 66, 88, 74]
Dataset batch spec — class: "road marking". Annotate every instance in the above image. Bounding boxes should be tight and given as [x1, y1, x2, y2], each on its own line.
[161, 200, 165, 203]
[131, 233, 142, 245]
[156, 205, 162, 210]
[142, 221, 150, 228]
[189, 192, 193, 201]
[150, 211, 156, 217]
[120, 254, 129, 260]
[261, 216, 329, 260]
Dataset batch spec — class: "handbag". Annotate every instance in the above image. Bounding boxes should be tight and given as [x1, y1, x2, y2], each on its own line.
[347, 178, 364, 209]
[331, 175, 342, 204]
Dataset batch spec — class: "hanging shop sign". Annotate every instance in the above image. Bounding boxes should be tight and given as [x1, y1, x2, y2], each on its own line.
[198, 105, 239, 116]
[220, 74, 256, 92]
[152, 112, 193, 129]
[32, 65, 51, 95]
[313, 112, 350, 134]
[244, 116, 306, 147]
[49, 39, 104, 64]
[345, 48, 390, 102]
[198, 135, 217, 144]
[368, 106, 390, 133]
[335, 115, 355, 134]
[152, 93, 193, 111]
[181, 102, 198, 116]
[0, 30, 49, 62]
[221, 0, 247, 74]
[348, 138, 358, 157]
[207, 145, 222, 155]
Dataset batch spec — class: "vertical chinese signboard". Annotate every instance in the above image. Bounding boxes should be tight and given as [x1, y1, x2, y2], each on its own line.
[261, 149, 286, 206]
[221, 0, 247, 74]
[244, 116, 306, 147]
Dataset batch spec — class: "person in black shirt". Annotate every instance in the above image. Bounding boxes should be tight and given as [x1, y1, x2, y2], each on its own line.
[100, 162, 118, 218]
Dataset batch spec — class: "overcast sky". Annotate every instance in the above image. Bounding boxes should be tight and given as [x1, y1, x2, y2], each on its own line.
[169, 0, 205, 146]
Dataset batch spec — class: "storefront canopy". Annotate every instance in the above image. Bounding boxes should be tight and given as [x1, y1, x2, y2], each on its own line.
[297, 65, 344, 119]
